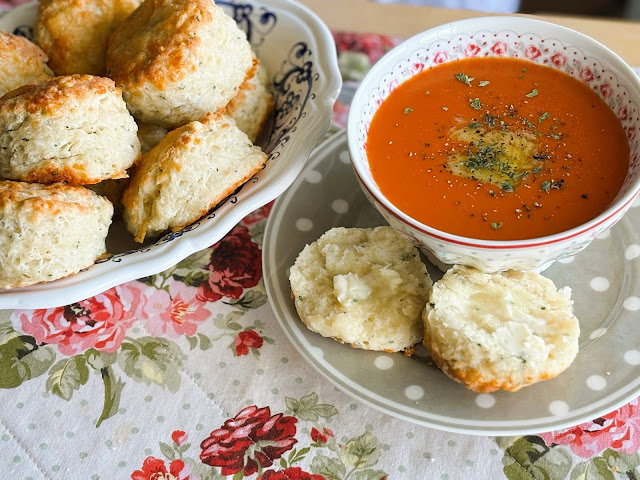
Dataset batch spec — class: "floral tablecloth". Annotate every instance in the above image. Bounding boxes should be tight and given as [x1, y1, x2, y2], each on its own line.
[2, 4, 640, 478]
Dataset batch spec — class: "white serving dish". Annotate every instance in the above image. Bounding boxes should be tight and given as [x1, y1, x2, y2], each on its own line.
[0, 0, 341, 309]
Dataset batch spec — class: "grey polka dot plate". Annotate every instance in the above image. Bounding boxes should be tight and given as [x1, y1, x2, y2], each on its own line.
[263, 130, 640, 435]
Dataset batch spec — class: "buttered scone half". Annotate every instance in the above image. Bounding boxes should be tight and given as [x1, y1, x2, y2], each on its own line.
[122, 111, 267, 242]
[423, 265, 580, 393]
[289, 226, 432, 352]
[0, 180, 113, 289]
[226, 62, 274, 144]
[0, 75, 140, 185]
[107, 0, 256, 128]
[0, 32, 53, 97]
[35, 0, 142, 75]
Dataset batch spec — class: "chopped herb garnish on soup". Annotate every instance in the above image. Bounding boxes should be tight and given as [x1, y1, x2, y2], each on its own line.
[455, 73, 474, 85]
[366, 57, 629, 240]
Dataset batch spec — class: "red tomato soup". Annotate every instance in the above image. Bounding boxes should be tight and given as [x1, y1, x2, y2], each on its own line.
[366, 57, 629, 240]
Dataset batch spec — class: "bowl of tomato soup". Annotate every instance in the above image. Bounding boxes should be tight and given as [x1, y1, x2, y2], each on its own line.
[347, 16, 640, 272]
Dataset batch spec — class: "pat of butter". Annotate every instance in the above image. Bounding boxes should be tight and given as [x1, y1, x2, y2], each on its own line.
[333, 273, 371, 306]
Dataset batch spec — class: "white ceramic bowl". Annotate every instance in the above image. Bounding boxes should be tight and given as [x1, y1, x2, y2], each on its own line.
[348, 16, 640, 272]
[0, 0, 341, 309]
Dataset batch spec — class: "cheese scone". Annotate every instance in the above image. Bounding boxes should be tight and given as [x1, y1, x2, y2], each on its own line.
[226, 61, 273, 144]
[0, 75, 140, 185]
[107, 0, 256, 128]
[122, 111, 267, 242]
[290, 226, 432, 352]
[0, 32, 53, 97]
[35, 0, 142, 75]
[0, 180, 113, 288]
[423, 265, 580, 392]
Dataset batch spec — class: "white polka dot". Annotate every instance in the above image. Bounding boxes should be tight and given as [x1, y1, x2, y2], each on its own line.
[295, 218, 313, 232]
[475, 394, 495, 408]
[626, 244, 640, 260]
[549, 400, 569, 416]
[338, 150, 351, 164]
[596, 229, 611, 239]
[624, 350, 640, 365]
[558, 256, 575, 264]
[331, 199, 349, 214]
[586, 375, 607, 390]
[305, 170, 322, 184]
[624, 296, 640, 311]
[374, 355, 394, 370]
[590, 328, 607, 339]
[590, 277, 610, 292]
[405, 385, 424, 400]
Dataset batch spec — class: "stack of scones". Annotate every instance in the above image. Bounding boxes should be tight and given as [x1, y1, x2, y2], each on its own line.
[0, 0, 274, 288]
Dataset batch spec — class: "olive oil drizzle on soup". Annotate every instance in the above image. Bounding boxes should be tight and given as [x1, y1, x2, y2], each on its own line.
[366, 57, 629, 240]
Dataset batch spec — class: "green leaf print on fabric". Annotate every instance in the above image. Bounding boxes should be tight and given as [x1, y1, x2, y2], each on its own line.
[224, 290, 268, 311]
[341, 432, 381, 470]
[46, 355, 90, 400]
[117, 337, 182, 392]
[0, 324, 56, 388]
[96, 366, 125, 427]
[310, 454, 347, 480]
[601, 449, 640, 474]
[570, 458, 615, 480]
[500, 436, 572, 480]
[84, 349, 117, 370]
[285, 393, 339, 421]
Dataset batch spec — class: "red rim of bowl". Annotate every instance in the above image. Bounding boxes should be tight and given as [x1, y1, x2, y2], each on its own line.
[347, 16, 640, 250]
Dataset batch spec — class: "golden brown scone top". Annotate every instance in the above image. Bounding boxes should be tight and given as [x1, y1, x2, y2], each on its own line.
[0, 75, 122, 116]
[107, 0, 215, 90]
[0, 31, 52, 72]
[35, 0, 142, 75]
[0, 180, 94, 216]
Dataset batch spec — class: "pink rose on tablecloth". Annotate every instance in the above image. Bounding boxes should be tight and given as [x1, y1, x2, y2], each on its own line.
[311, 427, 334, 444]
[240, 201, 274, 228]
[234, 330, 264, 356]
[540, 399, 640, 457]
[464, 43, 480, 57]
[259, 468, 326, 480]
[200, 405, 297, 476]
[551, 53, 567, 68]
[143, 283, 209, 337]
[524, 45, 542, 60]
[14, 283, 145, 356]
[172, 430, 188, 447]
[491, 41, 507, 56]
[332, 32, 400, 64]
[198, 226, 262, 302]
[580, 66, 594, 83]
[433, 51, 448, 64]
[131, 457, 190, 480]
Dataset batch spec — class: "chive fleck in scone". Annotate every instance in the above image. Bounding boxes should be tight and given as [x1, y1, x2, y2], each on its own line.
[0, 32, 53, 97]
[289, 226, 432, 352]
[0, 180, 113, 289]
[34, 0, 142, 75]
[226, 62, 274, 144]
[107, 0, 256, 128]
[122, 111, 267, 242]
[0, 75, 140, 185]
[423, 265, 580, 392]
